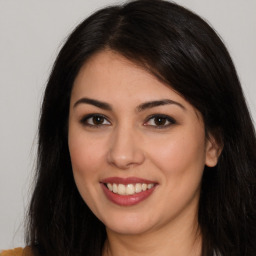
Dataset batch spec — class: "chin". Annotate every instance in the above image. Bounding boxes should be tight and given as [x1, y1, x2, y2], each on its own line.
[106, 223, 152, 236]
[102, 211, 156, 236]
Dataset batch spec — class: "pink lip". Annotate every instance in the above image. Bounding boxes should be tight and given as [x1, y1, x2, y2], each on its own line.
[100, 177, 158, 206]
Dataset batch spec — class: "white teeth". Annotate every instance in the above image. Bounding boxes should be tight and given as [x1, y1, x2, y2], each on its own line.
[142, 183, 147, 191]
[117, 184, 126, 195]
[107, 183, 113, 191]
[106, 183, 155, 195]
[113, 183, 118, 193]
[135, 183, 142, 193]
[147, 184, 153, 189]
[126, 184, 135, 195]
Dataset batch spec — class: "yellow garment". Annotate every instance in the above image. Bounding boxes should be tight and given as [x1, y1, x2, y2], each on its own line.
[0, 247, 32, 256]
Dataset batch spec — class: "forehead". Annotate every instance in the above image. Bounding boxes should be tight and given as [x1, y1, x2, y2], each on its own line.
[72, 51, 179, 101]
[74, 51, 162, 90]
[70, 50, 203, 123]
[70, 50, 202, 119]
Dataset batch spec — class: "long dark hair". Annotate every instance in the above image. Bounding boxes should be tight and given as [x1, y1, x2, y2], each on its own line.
[26, 0, 256, 255]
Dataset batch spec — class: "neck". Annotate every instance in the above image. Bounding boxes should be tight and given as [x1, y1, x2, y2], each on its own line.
[103, 214, 202, 256]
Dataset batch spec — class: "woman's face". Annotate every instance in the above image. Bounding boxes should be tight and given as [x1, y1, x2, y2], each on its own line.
[68, 50, 219, 236]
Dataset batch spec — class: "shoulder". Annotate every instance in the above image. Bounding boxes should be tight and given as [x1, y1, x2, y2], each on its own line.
[0, 247, 32, 256]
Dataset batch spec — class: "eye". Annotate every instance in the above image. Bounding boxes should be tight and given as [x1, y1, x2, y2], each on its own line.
[80, 114, 111, 127]
[144, 114, 176, 128]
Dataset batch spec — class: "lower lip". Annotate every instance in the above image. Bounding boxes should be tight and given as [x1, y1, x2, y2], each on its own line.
[101, 183, 157, 206]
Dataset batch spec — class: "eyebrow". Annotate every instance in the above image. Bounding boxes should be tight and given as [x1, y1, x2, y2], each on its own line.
[137, 99, 186, 112]
[73, 97, 185, 111]
[73, 98, 112, 110]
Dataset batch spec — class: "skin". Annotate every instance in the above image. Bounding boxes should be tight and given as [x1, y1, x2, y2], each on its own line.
[68, 50, 220, 256]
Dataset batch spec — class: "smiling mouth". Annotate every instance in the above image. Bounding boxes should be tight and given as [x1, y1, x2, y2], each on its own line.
[104, 183, 156, 196]
[101, 177, 158, 206]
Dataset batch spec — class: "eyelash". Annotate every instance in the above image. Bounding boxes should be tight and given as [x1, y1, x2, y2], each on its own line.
[80, 114, 176, 129]
[80, 114, 111, 128]
[144, 114, 176, 128]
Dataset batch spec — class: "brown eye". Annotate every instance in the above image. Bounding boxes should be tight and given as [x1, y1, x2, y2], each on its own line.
[144, 114, 176, 128]
[154, 117, 168, 126]
[92, 116, 105, 125]
[81, 114, 111, 127]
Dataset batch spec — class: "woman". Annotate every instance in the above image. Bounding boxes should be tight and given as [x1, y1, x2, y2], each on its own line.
[2, 0, 255, 255]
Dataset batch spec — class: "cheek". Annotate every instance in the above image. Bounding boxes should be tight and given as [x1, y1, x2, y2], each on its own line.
[147, 128, 206, 219]
[68, 128, 104, 174]
[68, 128, 105, 198]
[147, 127, 206, 183]
[68, 133, 107, 215]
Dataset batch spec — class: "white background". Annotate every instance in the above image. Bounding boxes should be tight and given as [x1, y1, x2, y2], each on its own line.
[0, 0, 255, 249]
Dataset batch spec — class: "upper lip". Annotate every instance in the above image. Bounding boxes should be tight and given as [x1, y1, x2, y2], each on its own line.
[101, 176, 157, 185]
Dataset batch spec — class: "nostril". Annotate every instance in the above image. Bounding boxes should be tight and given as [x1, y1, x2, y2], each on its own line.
[106, 146, 145, 170]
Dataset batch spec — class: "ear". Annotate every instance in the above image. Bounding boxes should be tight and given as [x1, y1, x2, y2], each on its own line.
[205, 134, 223, 167]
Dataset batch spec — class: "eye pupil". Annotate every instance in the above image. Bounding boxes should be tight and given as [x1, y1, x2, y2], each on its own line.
[155, 117, 166, 125]
[93, 116, 104, 125]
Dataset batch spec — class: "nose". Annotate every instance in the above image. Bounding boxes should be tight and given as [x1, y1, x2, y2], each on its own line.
[106, 125, 145, 169]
